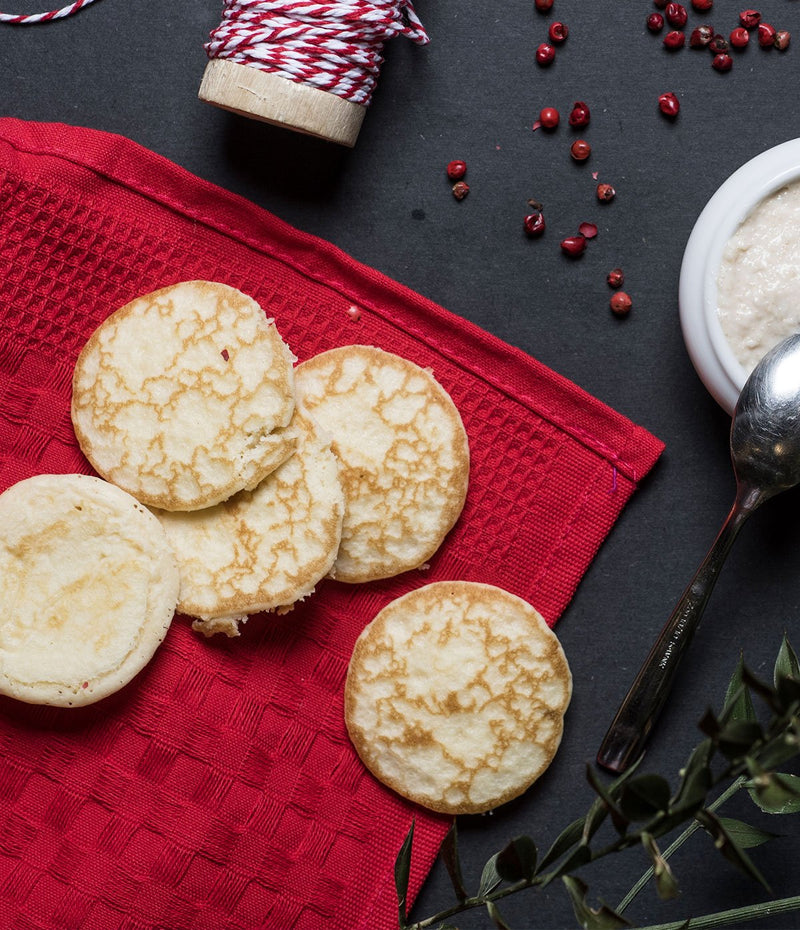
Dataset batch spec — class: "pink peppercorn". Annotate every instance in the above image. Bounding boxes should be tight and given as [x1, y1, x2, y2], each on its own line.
[775, 30, 791, 50]
[548, 21, 569, 43]
[689, 25, 714, 47]
[451, 181, 469, 200]
[560, 235, 586, 257]
[658, 91, 680, 117]
[610, 292, 633, 316]
[691, 0, 712, 9]
[568, 101, 591, 127]
[729, 26, 750, 48]
[570, 139, 591, 161]
[446, 159, 467, 180]
[647, 12, 665, 31]
[739, 9, 761, 28]
[523, 212, 546, 237]
[596, 183, 616, 202]
[607, 268, 624, 288]
[536, 42, 556, 65]
[665, 2, 687, 26]
[538, 106, 560, 129]
[712, 52, 733, 70]
[757, 22, 777, 46]
[663, 30, 686, 49]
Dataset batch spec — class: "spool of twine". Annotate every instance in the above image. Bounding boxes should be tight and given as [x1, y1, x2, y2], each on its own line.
[198, 0, 429, 148]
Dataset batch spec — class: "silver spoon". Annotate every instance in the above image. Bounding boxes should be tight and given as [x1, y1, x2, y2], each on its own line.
[597, 332, 800, 774]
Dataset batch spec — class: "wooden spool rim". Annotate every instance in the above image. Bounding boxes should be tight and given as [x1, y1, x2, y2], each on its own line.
[198, 58, 366, 148]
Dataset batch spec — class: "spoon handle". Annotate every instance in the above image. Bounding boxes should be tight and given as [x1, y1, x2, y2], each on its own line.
[597, 494, 756, 774]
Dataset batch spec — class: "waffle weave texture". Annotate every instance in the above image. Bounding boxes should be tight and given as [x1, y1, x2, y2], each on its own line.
[0, 118, 664, 930]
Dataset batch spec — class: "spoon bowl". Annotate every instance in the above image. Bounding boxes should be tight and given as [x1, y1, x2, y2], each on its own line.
[732, 334, 800, 495]
[597, 332, 800, 773]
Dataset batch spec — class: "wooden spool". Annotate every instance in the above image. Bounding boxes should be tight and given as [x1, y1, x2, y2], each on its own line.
[198, 58, 366, 148]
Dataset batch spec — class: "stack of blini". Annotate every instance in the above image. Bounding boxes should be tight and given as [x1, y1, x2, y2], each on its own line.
[1, 281, 571, 815]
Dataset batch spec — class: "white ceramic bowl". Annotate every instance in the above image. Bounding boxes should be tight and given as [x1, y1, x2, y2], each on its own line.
[679, 138, 800, 415]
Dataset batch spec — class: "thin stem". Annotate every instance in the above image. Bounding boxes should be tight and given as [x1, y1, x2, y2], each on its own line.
[635, 895, 800, 930]
[616, 775, 748, 914]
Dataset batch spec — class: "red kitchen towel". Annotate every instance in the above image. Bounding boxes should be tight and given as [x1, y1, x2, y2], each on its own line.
[0, 118, 664, 930]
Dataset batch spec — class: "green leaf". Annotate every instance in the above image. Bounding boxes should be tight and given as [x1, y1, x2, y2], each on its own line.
[496, 835, 538, 883]
[747, 767, 800, 813]
[741, 665, 782, 714]
[669, 738, 713, 816]
[717, 817, 777, 849]
[774, 674, 800, 715]
[774, 634, 800, 686]
[617, 775, 672, 822]
[722, 653, 757, 724]
[395, 819, 414, 928]
[539, 817, 586, 871]
[716, 720, 764, 760]
[696, 809, 771, 892]
[641, 832, 680, 900]
[486, 900, 512, 930]
[541, 842, 592, 887]
[478, 853, 503, 898]
[586, 764, 629, 834]
[438, 822, 468, 902]
[562, 876, 631, 929]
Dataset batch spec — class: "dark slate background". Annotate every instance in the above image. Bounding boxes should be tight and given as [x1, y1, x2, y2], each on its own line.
[4, 1, 800, 927]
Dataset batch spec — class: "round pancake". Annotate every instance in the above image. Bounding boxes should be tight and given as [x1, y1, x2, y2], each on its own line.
[153, 407, 344, 637]
[295, 345, 469, 583]
[345, 581, 572, 814]
[0, 474, 179, 707]
[71, 280, 297, 511]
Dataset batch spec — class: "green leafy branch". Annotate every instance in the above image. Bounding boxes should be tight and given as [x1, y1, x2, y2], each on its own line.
[395, 635, 800, 930]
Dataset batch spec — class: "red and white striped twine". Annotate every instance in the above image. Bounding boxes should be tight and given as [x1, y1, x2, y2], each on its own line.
[0, 0, 100, 24]
[205, 0, 429, 106]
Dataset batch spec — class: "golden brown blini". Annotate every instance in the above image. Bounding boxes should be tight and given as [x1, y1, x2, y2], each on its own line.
[345, 581, 572, 814]
[0, 474, 179, 707]
[295, 345, 470, 583]
[71, 280, 297, 511]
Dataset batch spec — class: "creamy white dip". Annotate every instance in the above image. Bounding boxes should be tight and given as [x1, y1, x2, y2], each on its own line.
[717, 179, 800, 373]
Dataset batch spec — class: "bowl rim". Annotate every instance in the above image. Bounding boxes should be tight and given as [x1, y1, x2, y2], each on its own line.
[678, 137, 800, 415]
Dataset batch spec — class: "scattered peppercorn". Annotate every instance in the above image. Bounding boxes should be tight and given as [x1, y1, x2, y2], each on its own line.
[523, 211, 546, 237]
[712, 51, 733, 70]
[689, 24, 714, 47]
[663, 30, 686, 49]
[708, 33, 729, 54]
[647, 12, 665, 32]
[757, 22, 777, 46]
[570, 139, 591, 161]
[578, 222, 598, 239]
[691, 0, 712, 10]
[596, 182, 616, 202]
[729, 26, 750, 48]
[568, 101, 591, 127]
[739, 9, 761, 29]
[610, 291, 633, 316]
[446, 159, 467, 180]
[451, 181, 470, 201]
[607, 268, 625, 288]
[536, 42, 556, 65]
[775, 29, 791, 50]
[560, 235, 587, 257]
[658, 91, 680, 117]
[539, 106, 560, 129]
[548, 21, 569, 43]
[665, 2, 687, 27]
[534, 0, 553, 10]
